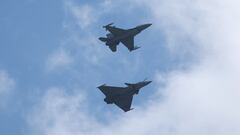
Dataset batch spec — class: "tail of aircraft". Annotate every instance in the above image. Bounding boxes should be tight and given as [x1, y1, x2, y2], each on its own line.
[99, 37, 108, 42]
[103, 22, 114, 31]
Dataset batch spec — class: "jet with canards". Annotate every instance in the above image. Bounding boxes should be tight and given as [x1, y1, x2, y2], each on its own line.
[98, 79, 152, 112]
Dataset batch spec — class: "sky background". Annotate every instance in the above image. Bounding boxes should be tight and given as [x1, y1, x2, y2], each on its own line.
[0, 0, 240, 135]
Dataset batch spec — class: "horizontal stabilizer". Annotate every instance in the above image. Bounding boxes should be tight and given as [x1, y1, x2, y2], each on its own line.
[109, 45, 117, 52]
[99, 37, 108, 42]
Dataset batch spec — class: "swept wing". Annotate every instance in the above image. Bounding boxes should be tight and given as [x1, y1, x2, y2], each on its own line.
[120, 36, 135, 51]
[114, 94, 133, 112]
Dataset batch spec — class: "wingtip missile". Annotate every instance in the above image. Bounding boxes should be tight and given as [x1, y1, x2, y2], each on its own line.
[130, 46, 141, 52]
[124, 108, 134, 112]
[134, 46, 141, 50]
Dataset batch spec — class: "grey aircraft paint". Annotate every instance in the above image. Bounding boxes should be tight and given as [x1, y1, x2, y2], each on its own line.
[97, 79, 152, 112]
[99, 23, 152, 52]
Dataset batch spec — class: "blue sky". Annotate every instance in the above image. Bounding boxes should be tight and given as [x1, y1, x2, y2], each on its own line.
[0, 0, 169, 134]
[1, 0, 240, 135]
[0, 1, 64, 134]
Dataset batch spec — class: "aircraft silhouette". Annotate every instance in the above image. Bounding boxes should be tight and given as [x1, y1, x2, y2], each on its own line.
[98, 79, 152, 112]
[99, 23, 152, 52]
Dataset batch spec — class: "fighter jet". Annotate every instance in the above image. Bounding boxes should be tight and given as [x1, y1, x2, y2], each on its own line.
[97, 79, 152, 112]
[99, 23, 152, 52]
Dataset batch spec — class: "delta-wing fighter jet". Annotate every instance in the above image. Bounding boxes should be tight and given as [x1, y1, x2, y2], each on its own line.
[97, 79, 152, 112]
[99, 23, 152, 52]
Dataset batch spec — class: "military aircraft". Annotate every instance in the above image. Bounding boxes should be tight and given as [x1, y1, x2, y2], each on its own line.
[99, 23, 152, 52]
[97, 79, 152, 112]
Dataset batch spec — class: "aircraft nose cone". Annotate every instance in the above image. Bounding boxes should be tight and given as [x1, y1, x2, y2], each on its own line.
[142, 23, 152, 29]
[137, 23, 152, 31]
[145, 81, 152, 85]
[145, 23, 152, 27]
[141, 81, 152, 87]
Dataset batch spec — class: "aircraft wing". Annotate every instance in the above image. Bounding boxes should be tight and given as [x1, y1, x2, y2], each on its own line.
[98, 85, 126, 97]
[120, 36, 134, 51]
[107, 27, 126, 36]
[114, 94, 133, 112]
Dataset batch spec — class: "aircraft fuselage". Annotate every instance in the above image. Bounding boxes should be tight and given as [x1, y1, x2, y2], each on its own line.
[100, 24, 152, 49]
[103, 80, 152, 104]
[105, 28, 141, 46]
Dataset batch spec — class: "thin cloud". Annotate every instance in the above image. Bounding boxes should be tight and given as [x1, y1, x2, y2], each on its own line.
[29, 0, 240, 135]
[46, 48, 74, 71]
[47, 0, 140, 71]
[64, 0, 97, 29]
[0, 70, 15, 107]
[0, 70, 15, 96]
